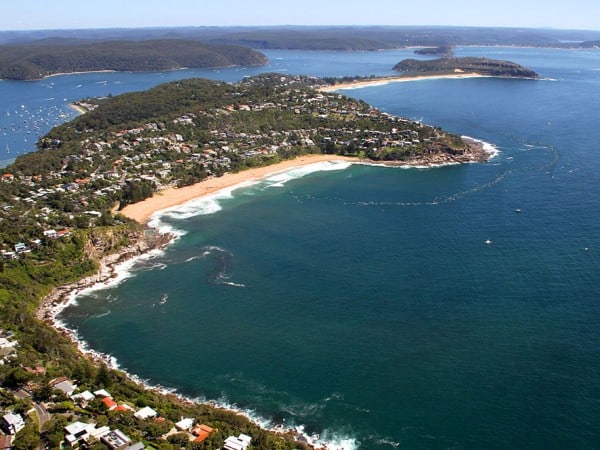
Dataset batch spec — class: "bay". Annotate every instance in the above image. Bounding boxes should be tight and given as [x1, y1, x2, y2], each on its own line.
[9, 47, 599, 448]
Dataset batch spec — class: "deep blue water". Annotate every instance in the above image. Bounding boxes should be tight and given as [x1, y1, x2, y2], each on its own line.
[8, 47, 599, 448]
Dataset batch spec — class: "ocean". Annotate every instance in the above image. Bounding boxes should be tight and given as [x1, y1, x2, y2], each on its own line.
[5, 47, 600, 448]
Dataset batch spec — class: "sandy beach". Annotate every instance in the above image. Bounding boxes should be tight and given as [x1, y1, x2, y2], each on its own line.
[120, 154, 359, 224]
[68, 103, 87, 114]
[318, 72, 489, 91]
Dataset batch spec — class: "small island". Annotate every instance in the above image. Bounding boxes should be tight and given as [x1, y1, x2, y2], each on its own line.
[0, 39, 268, 80]
[393, 56, 539, 78]
[414, 45, 454, 56]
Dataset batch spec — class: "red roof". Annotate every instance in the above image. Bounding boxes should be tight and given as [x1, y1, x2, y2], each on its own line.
[192, 424, 214, 442]
[102, 397, 117, 410]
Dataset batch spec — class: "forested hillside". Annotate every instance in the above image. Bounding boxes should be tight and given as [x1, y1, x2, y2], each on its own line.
[0, 39, 268, 80]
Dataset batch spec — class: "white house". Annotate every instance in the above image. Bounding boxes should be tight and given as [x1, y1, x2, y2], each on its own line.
[53, 379, 76, 396]
[43, 229, 57, 239]
[2, 413, 25, 435]
[71, 390, 95, 405]
[223, 434, 252, 450]
[134, 406, 157, 420]
[174, 417, 194, 431]
[101, 429, 132, 450]
[93, 389, 112, 398]
[0, 338, 14, 349]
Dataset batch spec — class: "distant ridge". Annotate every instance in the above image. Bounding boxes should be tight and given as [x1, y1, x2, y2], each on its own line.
[2, 26, 600, 50]
[0, 39, 268, 80]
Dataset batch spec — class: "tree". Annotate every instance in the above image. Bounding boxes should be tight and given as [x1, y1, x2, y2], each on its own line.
[33, 381, 54, 402]
[13, 421, 40, 450]
[42, 416, 68, 450]
[95, 363, 113, 388]
[167, 432, 190, 447]
[3, 367, 31, 389]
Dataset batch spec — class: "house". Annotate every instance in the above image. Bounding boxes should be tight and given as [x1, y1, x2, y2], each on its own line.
[2, 413, 25, 435]
[1, 251, 16, 260]
[223, 434, 252, 450]
[71, 390, 95, 405]
[64, 421, 91, 447]
[93, 389, 111, 398]
[43, 229, 57, 239]
[134, 406, 157, 420]
[174, 417, 193, 431]
[64, 421, 110, 448]
[0, 435, 14, 450]
[101, 429, 132, 450]
[56, 229, 71, 238]
[24, 366, 46, 376]
[52, 379, 76, 396]
[192, 424, 214, 443]
[0, 338, 14, 349]
[13, 243, 29, 253]
[102, 397, 117, 411]
[114, 404, 134, 413]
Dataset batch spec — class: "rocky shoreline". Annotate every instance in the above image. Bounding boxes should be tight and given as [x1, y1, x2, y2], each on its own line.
[363, 136, 492, 167]
[36, 229, 173, 323]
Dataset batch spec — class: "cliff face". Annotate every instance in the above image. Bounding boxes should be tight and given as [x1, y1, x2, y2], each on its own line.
[393, 57, 539, 78]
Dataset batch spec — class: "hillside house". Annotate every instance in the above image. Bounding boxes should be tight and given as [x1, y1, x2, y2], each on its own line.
[1, 413, 24, 435]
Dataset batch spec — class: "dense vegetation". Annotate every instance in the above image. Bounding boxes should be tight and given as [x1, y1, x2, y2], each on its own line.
[0, 39, 267, 80]
[393, 57, 540, 78]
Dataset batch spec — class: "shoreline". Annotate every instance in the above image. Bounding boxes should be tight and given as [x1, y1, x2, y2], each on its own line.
[120, 154, 359, 224]
[42, 69, 117, 80]
[68, 102, 87, 114]
[120, 146, 492, 225]
[318, 73, 493, 91]
[35, 231, 333, 448]
[37, 146, 495, 450]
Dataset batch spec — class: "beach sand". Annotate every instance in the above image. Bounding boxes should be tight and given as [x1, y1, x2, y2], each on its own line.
[68, 103, 87, 114]
[120, 154, 358, 224]
[318, 73, 488, 91]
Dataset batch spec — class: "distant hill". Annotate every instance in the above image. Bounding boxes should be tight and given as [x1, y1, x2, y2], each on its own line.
[2, 26, 600, 50]
[0, 39, 268, 80]
[393, 57, 539, 78]
[2, 26, 600, 51]
[579, 40, 600, 48]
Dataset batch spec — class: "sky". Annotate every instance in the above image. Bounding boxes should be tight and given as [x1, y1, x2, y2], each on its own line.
[2, 0, 599, 31]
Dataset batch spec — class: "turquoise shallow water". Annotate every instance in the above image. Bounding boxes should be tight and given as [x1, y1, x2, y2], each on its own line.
[41, 47, 600, 448]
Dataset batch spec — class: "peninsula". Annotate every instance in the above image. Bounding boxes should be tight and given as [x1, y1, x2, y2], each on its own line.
[0, 39, 268, 80]
[0, 73, 490, 450]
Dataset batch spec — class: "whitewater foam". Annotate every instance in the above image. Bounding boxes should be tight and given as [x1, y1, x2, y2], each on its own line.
[462, 135, 500, 159]
[261, 161, 354, 188]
